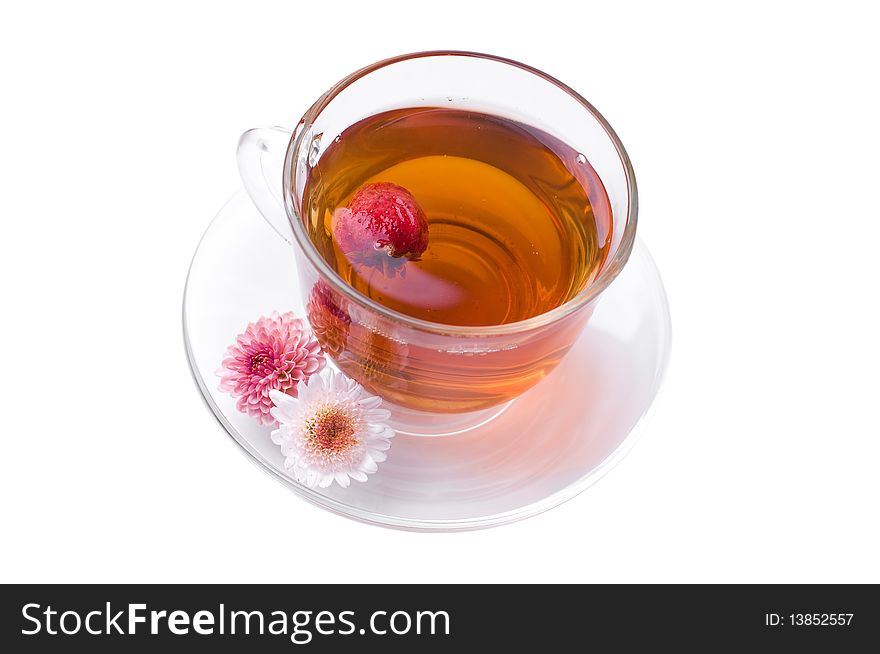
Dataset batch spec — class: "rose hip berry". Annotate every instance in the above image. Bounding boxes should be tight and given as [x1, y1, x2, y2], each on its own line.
[331, 182, 429, 270]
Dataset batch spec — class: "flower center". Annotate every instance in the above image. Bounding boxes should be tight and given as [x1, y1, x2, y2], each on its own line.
[307, 406, 357, 454]
[250, 351, 271, 373]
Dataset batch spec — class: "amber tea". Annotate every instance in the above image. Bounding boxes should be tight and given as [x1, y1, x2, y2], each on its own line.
[303, 108, 612, 327]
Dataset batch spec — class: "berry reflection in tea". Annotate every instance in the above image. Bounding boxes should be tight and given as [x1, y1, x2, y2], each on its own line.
[303, 108, 612, 327]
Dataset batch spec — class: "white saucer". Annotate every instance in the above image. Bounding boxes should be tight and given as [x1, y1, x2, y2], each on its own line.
[184, 190, 672, 531]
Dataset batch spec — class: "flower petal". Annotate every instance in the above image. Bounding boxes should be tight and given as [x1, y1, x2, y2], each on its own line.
[365, 437, 391, 451]
[306, 469, 319, 488]
[364, 408, 391, 421]
[357, 396, 382, 410]
[359, 454, 378, 474]
[317, 472, 334, 488]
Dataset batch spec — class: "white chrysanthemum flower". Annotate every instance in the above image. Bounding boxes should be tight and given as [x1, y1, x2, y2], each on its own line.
[269, 370, 394, 489]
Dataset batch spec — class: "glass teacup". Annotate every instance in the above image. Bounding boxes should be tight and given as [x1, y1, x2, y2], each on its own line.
[238, 51, 637, 414]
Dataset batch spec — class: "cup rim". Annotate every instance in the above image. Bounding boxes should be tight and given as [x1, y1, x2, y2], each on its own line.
[284, 50, 638, 336]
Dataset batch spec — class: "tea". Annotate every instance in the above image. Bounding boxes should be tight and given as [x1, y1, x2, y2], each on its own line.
[303, 108, 612, 326]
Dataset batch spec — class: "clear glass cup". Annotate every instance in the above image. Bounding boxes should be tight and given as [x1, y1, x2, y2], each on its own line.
[238, 51, 637, 414]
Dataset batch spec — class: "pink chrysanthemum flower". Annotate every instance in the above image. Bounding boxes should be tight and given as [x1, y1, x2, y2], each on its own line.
[270, 370, 394, 489]
[217, 312, 325, 425]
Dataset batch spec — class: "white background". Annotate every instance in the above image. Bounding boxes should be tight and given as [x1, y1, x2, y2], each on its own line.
[2, 1, 878, 583]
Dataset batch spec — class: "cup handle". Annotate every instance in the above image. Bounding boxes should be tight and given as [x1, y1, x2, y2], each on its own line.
[237, 126, 294, 244]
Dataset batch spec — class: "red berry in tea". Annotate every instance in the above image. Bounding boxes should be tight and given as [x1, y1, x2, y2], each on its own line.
[331, 182, 429, 269]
